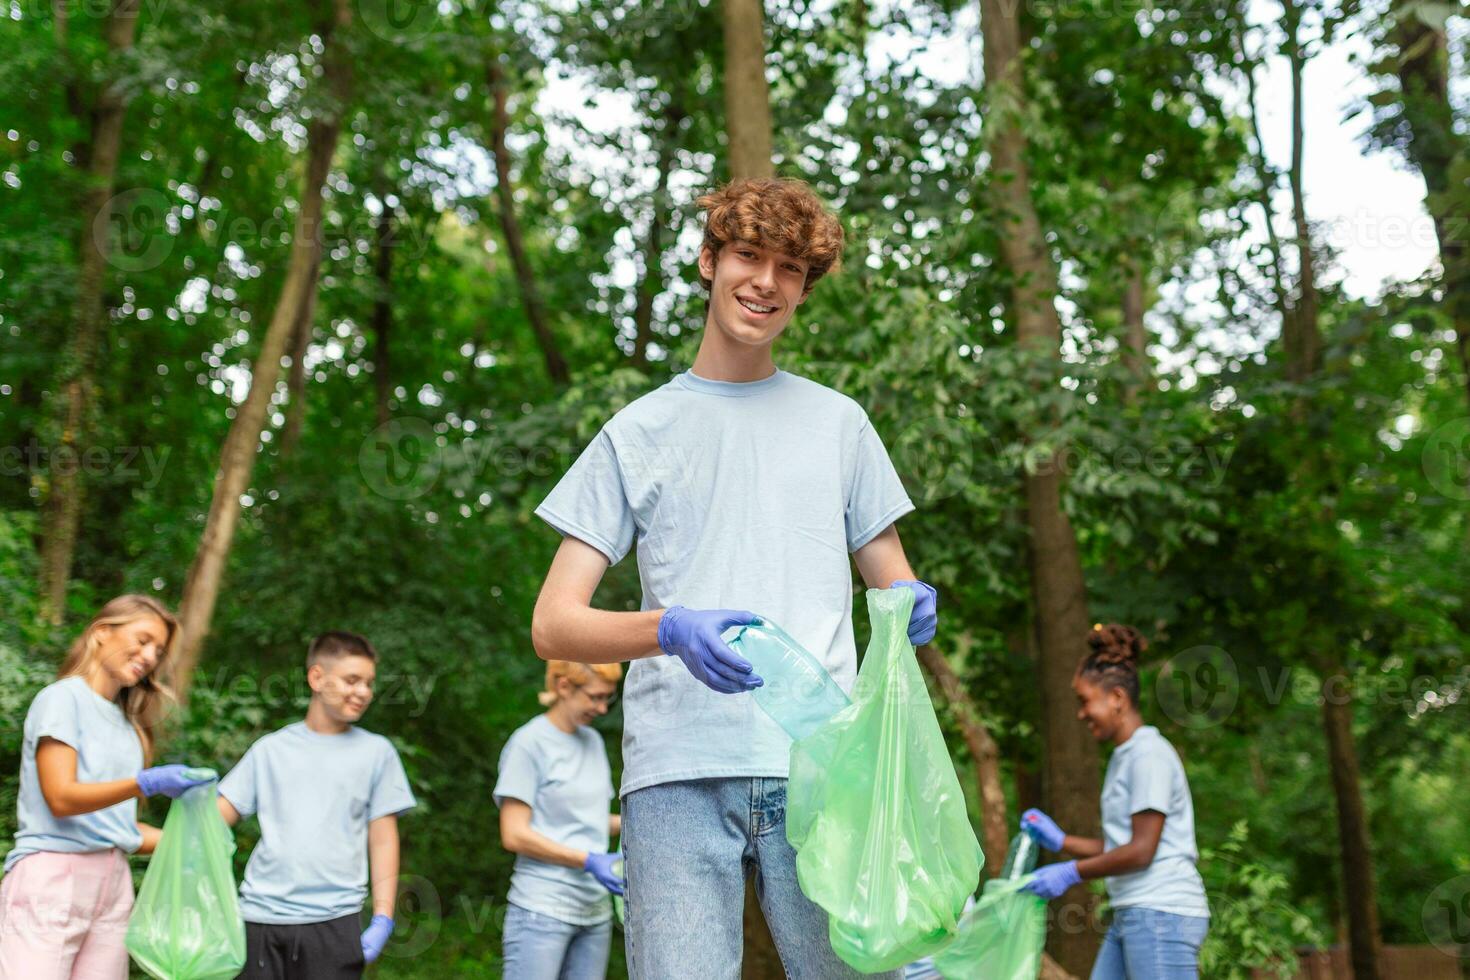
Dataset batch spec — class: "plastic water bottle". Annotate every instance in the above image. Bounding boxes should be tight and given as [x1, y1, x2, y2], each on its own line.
[1002, 832, 1038, 880]
[723, 618, 851, 741]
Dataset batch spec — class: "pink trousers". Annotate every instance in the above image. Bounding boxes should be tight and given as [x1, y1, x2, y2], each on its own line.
[0, 849, 133, 980]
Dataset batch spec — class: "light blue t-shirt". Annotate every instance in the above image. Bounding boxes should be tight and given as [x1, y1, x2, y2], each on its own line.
[492, 714, 615, 926]
[218, 721, 417, 924]
[5, 676, 145, 872]
[1100, 725, 1209, 916]
[536, 369, 913, 796]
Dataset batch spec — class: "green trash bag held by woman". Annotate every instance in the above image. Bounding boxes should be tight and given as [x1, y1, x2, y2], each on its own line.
[932, 833, 1048, 979]
[126, 770, 246, 980]
[785, 587, 984, 973]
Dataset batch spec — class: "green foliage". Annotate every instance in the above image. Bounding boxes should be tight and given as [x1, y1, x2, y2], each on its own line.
[1199, 822, 1322, 979]
[0, 0, 1464, 973]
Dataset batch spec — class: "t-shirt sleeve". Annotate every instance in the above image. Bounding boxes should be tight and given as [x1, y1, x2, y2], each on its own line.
[534, 429, 638, 565]
[492, 733, 542, 810]
[369, 741, 417, 821]
[845, 416, 915, 551]
[1127, 744, 1176, 817]
[218, 745, 259, 817]
[27, 683, 83, 751]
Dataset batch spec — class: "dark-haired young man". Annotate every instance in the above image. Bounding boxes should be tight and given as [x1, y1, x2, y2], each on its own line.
[531, 178, 938, 977]
[217, 631, 416, 980]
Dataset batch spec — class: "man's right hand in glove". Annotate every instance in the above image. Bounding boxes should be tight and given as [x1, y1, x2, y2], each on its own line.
[657, 607, 764, 694]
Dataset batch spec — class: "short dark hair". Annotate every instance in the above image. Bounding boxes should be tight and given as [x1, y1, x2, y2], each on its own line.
[306, 631, 378, 671]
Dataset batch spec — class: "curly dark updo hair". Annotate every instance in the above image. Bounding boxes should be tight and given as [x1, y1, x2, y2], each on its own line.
[1077, 623, 1149, 706]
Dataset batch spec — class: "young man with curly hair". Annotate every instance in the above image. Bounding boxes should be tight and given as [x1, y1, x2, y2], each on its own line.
[531, 177, 936, 978]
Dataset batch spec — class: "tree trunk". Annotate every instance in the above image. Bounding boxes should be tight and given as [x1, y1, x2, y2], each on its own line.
[174, 0, 353, 690]
[915, 643, 1010, 877]
[279, 253, 321, 457]
[1233, 4, 1292, 326]
[721, 0, 775, 180]
[37, 0, 142, 624]
[1321, 663, 1384, 980]
[371, 198, 394, 426]
[632, 107, 682, 369]
[485, 56, 569, 385]
[1281, 0, 1320, 384]
[1277, 4, 1383, 971]
[1390, 0, 1470, 414]
[979, 0, 1101, 968]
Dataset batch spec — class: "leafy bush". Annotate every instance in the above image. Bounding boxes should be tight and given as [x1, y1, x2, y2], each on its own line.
[1199, 821, 1322, 979]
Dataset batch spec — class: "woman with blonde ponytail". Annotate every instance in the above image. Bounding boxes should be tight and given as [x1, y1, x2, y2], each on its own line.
[493, 660, 624, 979]
[0, 595, 214, 978]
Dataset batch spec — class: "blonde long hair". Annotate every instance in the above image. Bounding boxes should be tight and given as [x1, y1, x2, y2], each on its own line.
[58, 594, 181, 763]
[539, 660, 622, 707]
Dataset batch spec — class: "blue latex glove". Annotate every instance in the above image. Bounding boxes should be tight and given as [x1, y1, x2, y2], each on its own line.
[1022, 860, 1083, 899]
[136, 764, 215, 799]
[891, 579, 938, 645]
[658, 607, 764, 694]
[1021, 807, 1067, 852]
[360, 913, 393, 963]
[584, 852, 626, 896]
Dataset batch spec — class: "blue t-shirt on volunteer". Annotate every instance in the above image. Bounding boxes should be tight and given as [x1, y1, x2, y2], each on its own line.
[5, 676, 145, 873]
[492, 714, 616, 926]
[536, 368, 913, 797]
[1100, 725, 1209, 917]
[218, 721, 417, 924]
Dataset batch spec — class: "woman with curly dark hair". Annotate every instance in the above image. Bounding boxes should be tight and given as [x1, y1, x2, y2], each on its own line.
[1017, 624, 1210, 979]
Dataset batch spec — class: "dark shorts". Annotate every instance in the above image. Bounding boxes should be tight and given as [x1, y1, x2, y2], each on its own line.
[237, 914, 364, 980]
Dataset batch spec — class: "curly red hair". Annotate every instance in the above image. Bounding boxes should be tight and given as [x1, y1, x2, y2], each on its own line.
[696, 178, 845, 292]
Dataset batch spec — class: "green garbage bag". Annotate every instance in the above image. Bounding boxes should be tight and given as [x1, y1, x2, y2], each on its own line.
[931, 874, 1047, 980]
[786, 588, 984, 973]
[126, 771, 246, 980]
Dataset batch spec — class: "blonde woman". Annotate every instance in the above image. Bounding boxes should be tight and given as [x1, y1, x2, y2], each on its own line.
[494, 660, 623, 980]
[0, 595, 213, 978]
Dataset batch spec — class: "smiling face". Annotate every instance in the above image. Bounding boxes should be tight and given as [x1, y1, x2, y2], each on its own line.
[697, 241, 811, 352]
[556, 674, 618, 728]
[309, 654, 377, 725]
[95, 614, 170, 691]
[1073, 673, 1130, 743]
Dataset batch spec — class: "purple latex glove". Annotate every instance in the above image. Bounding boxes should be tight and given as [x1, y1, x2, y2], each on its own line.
[1022, 860, 1083, 899]
[657, 607, 764, 694]
[1021, 807, 1067, 852]
[890, 579, 938, 645]
[136, 764, 213, 799]
[360, 913, 393, 963]
[584, 852, 626, 896]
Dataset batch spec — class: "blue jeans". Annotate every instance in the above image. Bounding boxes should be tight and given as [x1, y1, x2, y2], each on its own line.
[622, 777, 903, 980]
[502, 903, 612, 980]
[1090, 907, 1209, 980]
